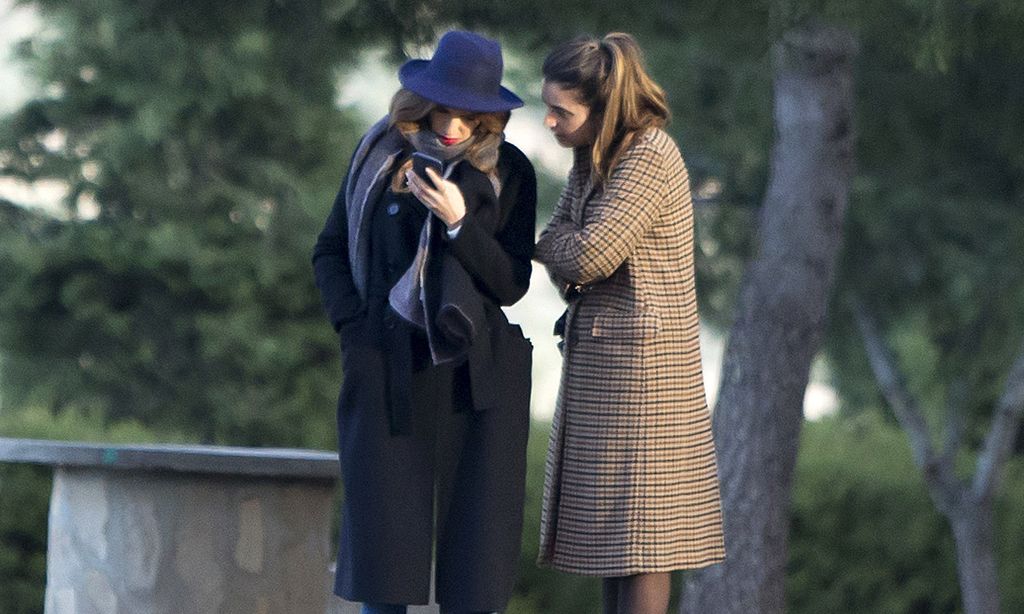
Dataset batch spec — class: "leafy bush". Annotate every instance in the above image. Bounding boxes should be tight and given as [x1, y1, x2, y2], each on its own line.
[789, 414, 1024, 614]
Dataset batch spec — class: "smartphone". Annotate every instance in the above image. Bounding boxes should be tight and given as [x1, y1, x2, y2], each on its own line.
[411, 151, 444, 187]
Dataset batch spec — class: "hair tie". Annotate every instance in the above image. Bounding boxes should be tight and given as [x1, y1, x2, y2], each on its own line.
[596, 40, 613, 79]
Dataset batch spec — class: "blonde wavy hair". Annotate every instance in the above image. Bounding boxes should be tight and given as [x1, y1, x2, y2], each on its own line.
[542, 32, 670, 186]
[388, 88, 509, 192]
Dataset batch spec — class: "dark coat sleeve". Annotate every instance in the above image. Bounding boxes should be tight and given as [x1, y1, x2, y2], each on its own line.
[447, 142, 537, 307]
[312, 170, 363, 333]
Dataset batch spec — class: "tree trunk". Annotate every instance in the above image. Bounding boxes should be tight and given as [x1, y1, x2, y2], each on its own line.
[950, 503, 1001, 614]
[681, 24, 857, 614]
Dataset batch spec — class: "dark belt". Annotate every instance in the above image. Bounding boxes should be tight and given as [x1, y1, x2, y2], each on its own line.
[562, 283, 591, 302]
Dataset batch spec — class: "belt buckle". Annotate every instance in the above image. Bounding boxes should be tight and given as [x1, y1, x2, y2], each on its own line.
[565, 283, 590, 301]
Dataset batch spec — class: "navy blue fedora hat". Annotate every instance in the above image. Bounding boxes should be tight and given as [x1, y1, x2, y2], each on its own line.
[399, 30, 524, 113]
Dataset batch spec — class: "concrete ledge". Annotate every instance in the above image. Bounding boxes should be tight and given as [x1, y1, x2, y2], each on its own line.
[0, 437, 341, 613]
[0, 437, 338, 481]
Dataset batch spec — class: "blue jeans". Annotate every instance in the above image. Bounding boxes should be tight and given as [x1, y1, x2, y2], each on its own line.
[362, 605, 491, 614]
[361, 605, 405, 614]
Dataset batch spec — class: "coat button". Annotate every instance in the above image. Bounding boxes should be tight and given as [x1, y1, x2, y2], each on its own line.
[387, 202, 400, 216]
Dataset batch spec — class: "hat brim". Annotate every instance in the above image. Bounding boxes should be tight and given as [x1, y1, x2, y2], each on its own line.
[399, 60, 524, 113]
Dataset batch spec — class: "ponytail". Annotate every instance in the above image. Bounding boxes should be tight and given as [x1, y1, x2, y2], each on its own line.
[543, 32, 669, 185]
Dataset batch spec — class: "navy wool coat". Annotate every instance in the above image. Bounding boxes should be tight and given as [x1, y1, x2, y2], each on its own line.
[312, 119, 536, 610]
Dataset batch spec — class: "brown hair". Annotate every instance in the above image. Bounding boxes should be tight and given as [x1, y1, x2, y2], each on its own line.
[388, 88, 509, 192]
[543, 32, 670, 185]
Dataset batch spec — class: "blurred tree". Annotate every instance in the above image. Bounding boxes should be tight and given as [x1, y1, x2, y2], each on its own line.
[0, 0, 373, 446]
[831, 3, 1024, 612]
[679, 23, 857, 614]
[0, 464, 48, 614]
[826, 0, 1024, 438]
[854, 303, 1024, 613]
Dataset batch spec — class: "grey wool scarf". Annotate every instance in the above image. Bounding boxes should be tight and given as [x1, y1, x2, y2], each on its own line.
[344, 117, 497, 365]
[388, 132, 499, 365]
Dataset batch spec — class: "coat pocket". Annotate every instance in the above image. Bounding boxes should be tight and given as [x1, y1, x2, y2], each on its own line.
[590, 311, 661, 340]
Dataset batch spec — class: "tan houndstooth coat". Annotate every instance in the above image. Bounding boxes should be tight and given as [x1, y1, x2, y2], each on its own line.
[535, 128, 726, 576]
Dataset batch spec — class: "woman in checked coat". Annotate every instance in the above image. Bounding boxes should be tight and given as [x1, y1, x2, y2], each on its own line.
[535, 33, 726, 613]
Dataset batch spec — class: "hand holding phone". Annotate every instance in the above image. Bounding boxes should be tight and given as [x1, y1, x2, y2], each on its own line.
[411, 152, 444, 187]
[406, 151, 466, 228]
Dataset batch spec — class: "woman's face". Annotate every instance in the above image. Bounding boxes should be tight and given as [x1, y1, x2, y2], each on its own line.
[542, 81, 597, 148]
[429, 106, 481, 146]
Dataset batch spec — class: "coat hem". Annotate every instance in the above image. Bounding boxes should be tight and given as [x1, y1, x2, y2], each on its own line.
[334, 587, 431, 607]
[535, 551, 726, 577]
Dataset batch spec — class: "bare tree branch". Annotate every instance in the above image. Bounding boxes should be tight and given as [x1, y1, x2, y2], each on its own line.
[849, 295, 959, 512]
[972, 340, 1024, 504]
[942, 377, 967, 467]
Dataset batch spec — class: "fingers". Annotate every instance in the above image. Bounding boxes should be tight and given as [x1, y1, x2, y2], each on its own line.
[404, 168, 463, 227]
[405, 170, 439, 203]
[425, 166, 442, 184]
[406, 171, 451, 225]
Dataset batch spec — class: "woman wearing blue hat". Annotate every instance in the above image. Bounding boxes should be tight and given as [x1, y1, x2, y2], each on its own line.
[312, 31, 536, 614]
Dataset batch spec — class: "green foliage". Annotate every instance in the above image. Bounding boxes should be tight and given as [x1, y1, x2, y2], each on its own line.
[0, 405, 191, 444]
[827, 0, 1024, 447]
[995, 459, 1024, 612]
[0, 464, 47, 614]
[0, 0, 367, 446]
[789, 414, 1024, 613]
[789, 415, 960, 612]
